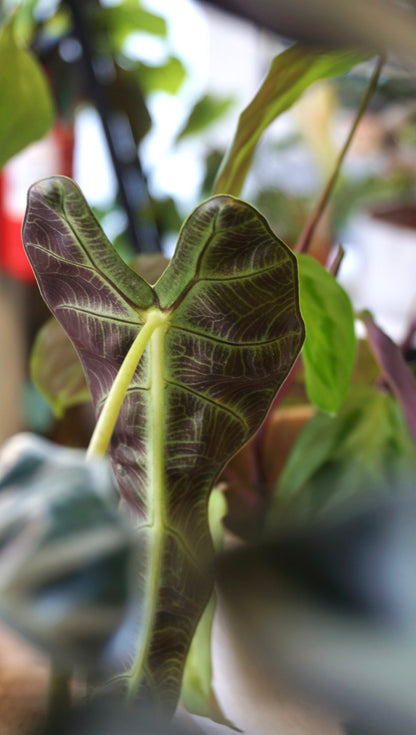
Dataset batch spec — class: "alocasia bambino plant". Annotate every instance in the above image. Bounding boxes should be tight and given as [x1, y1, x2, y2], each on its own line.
[22, 175, 304, 712]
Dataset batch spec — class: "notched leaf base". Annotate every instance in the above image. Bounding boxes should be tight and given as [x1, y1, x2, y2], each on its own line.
[23, 176, 305, 713]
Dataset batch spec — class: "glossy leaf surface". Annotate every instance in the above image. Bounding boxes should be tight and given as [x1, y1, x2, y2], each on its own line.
[0, 18, 54, 168]
[23, 176, 304, 711]
[297, 253, 356, 413]
[214, 44, 365, 196]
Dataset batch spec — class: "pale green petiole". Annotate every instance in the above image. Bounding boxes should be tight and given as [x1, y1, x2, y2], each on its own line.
[86, 308, 169, 459]
[127, 317, 167, 697]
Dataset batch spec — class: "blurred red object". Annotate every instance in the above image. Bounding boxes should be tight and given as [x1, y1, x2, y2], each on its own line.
[0, 122, 74, 282]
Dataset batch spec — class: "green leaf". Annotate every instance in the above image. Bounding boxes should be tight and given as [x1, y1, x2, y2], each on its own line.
[269, 386, 416, 525]
[100, 2, 167, 43]
[176, 94, 234, 142]
[0, 433, 136, 671]
[214, 44, 366, 196]
[0, 18, 54, 168]
[22, 176, 304, 712]
[138, 57, 187, 95]
[30, 317, 91, 418]
[181, 489, 232, 725]
[218, 491, 416, 735]
[297, 253, 356, 413]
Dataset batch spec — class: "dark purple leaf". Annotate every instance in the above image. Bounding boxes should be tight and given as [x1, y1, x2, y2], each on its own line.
[22, 176, 304, 711]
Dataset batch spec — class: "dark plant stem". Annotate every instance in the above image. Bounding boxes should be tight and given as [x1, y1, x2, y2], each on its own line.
[329, 244, 345, 276]
[296, 54, 384, 254]
[63, 0, 161, 254]
[44, 662, 72, 733]
[401, 316, 416, 355]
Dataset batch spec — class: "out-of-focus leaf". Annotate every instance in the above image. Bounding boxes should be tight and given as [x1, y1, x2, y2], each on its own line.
[99, 2, 166, 45]
[7, 0, 37, 43]
[363, 313, 416, 442]
[23, 176, 304, 712]
[200, 149, 226, 200]
[54, 700, 204, 735]
[138, 57, 186, 95]
[141, 196, 183, 237]
[0, 433, 136, 672]
[297, 253, 356, 413]
[182, 489, 233, 725]
[217, 489, 416, 735]
[129, 253, 169, 284]
[30, 317, 91, 418]
[214, 44, 366, 197]
[203, 0, 416, 60]
[176, 94, 234, 142]
[270, 387, 416, 524]
[0, 18, 54, 168]
[109, 65, 151, 145]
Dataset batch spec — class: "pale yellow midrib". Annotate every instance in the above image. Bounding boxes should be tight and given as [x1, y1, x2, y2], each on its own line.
[86, 308, 167, 459]
[127, 313, 169, 697]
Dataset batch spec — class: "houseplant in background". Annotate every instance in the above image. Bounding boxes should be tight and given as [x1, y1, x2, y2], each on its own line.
[0, 1, 416, 734]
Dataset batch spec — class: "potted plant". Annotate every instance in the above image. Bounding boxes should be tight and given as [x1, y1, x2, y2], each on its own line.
[0, 1, 415, 734]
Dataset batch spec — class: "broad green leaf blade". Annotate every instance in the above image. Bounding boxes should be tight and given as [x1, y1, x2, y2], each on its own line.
[297, 253, 356, 413]
[214, 44, 366, 197]
[0, 18, 54, 168]
[0, 433, 136, 671]
[23, 176, 304, 712]
[30, 317, 90, 418]
[269, 386, 416, 525]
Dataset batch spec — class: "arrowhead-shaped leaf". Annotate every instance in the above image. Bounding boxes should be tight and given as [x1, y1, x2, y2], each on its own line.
[23, 176, 304, 711]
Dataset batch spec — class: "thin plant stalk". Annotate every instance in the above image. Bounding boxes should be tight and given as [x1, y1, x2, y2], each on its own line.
[329, 244, 345, 276]
[296, 54, 384, 254]
[44, 663, 72, 733]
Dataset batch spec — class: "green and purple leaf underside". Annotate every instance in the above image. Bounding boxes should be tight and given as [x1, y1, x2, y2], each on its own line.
[23, 176, 304, 711]
[363, 313, 416, 442]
